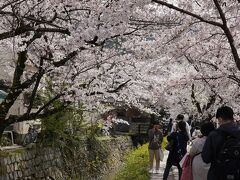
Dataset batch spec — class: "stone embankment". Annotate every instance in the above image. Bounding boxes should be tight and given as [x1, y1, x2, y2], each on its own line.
[0, 148, 63, 180]
[0, 136, 132, 180]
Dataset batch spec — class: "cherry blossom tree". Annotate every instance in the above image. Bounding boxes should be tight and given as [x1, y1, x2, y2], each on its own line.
[0, 0, 154, 138]
[2, 0, 240, 140]
[103, 0, 240, 121]
[132, 0, 240, 119]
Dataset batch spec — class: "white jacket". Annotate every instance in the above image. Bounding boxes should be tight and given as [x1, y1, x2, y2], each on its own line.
[189, 137, 210, 180]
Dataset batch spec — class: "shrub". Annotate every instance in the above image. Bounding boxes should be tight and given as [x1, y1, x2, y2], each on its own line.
[114, 144, 150, 180]
[162, 136, 168, 150]
[38, 106, 109, 179]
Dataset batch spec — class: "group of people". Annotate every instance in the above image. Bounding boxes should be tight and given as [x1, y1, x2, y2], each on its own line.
[148, 106, 240, 180]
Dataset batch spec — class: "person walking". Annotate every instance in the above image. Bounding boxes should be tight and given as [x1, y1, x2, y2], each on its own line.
[171, 114, 191, 140]
[189, 122, 215, 180]
[202, 106, 240, 180]
[148, 121, 163, 174]
[163, 121, 189, 180]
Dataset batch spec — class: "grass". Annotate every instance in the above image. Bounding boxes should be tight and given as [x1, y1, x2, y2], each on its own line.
[0, 148, 27, 157]
[114, 144, 150, 180]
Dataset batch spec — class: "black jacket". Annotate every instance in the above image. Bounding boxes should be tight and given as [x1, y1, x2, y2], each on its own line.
[166, 131, 189, 165]
[201, 122, 240, 180]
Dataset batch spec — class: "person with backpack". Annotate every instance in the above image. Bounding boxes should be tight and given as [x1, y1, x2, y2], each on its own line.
[202, 106, 240, 180]
[148, 121, 163, 174]
[163, 121, 189, 180]
[189, 122, 215, 180]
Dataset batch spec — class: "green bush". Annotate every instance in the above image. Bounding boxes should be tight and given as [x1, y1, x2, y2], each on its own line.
[162, 136, 168, 150]
[38, 101, 111, 179]
[114, 144, 150, 180]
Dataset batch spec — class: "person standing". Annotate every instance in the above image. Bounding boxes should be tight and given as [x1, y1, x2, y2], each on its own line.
[148, 121, 163, 174]
[163, 121, 189, 180]
[190, 122, 215, 180]
[202, 106, 240, 180]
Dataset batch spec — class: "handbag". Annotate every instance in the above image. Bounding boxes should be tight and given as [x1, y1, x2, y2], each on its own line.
[159, 149, 164, 161]
[180, 153, 189, 168]
[180, 154, 193, 180]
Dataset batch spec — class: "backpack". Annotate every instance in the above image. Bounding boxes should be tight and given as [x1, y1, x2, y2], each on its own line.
[215, 130, 240, 180]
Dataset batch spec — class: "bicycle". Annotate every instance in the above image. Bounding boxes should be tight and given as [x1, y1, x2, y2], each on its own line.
[22, 124, 38, 146]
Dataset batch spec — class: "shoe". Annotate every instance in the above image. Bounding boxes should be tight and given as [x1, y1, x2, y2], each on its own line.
[149, 169, 154, 173]
[155, 169, 161, 174]
[153, 169, 157, 174]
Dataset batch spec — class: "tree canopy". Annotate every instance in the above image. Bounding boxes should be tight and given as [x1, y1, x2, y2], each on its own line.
[0, 0, 240, 136]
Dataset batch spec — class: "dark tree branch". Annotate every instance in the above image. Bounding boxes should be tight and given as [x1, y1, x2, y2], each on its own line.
[0, 0, 23, 10]
[12, 51, 27, 88]
[107, 79, 131, 93]
[85, 27, 142, 47]
[85, 36, 100, 46]
[26, 57, 44, 115]
[0, 9, 59, 28]
[199, 61, 218, 71]
[228, 74, 240, 86]
[20, 73, 39, 90]
[205, 94, 216, 110]
[191, 84, 202, 114]
[193, 76, 224, 80]
[87, 79, 131, 96]
[185, 54, 223, 105]
[213, 0, 227, 25]
[212, 0, 240, 71]
[53, 51, 78, 67]
[35, 93, 64, 116]
[0, 51, 29, 117]
[129, 18, 182, 27]
[26, 32, 44, 47]
[0, 48, 85, 121]
[0, 25, 70, 40]
[0, 72, 39, 117]
[153, 0, 240, 71]
[0, 80, 10, 91]
[7, 101, 70, 124]
[152, 0, 223, 27]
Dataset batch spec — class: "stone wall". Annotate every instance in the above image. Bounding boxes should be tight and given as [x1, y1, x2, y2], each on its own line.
[101, 137, 132, 179]
[0, 148, 63, 180]
[0, 136, 132, 180]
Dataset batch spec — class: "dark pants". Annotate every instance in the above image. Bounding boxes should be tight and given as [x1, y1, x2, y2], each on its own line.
[163, 162, 182, 180]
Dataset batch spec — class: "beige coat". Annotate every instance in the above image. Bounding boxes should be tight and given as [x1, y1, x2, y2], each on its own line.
[189, 137, 210, 180]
